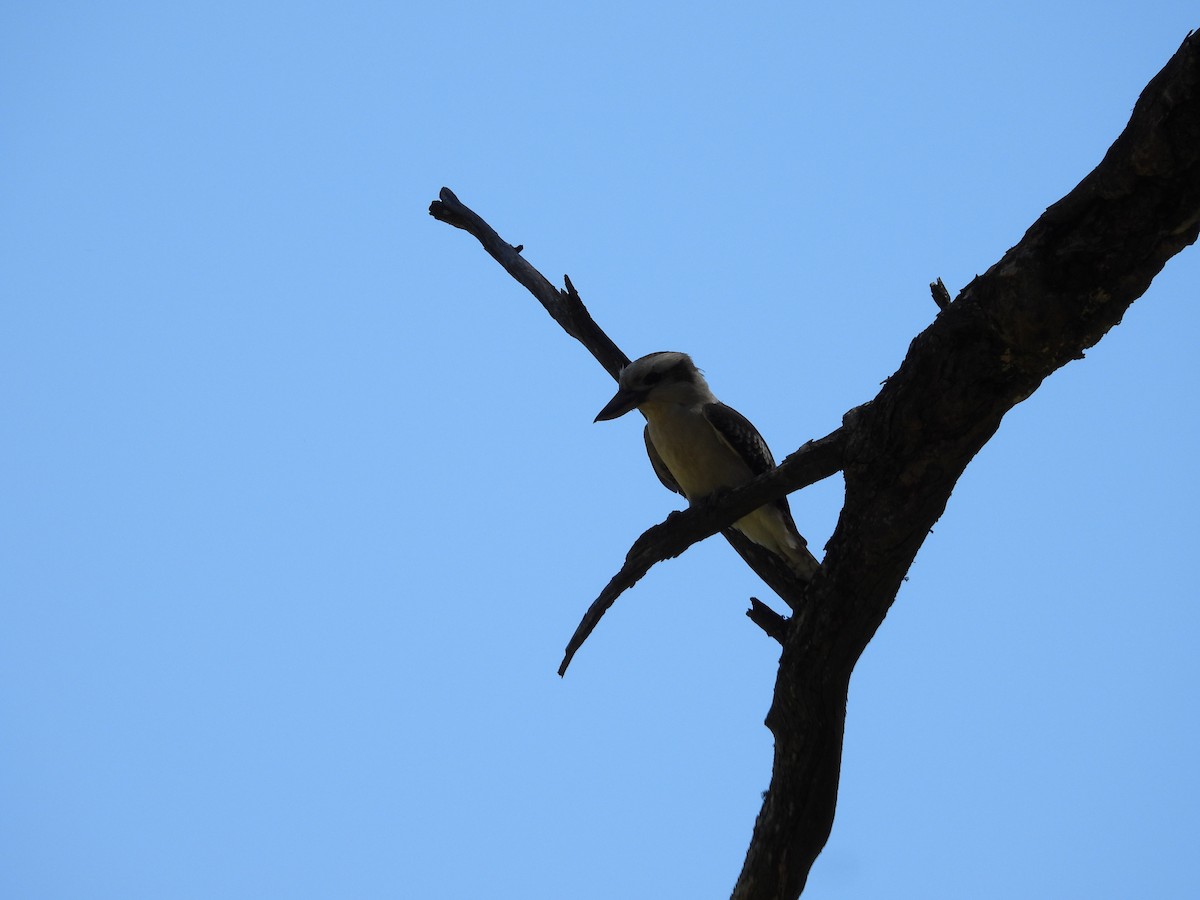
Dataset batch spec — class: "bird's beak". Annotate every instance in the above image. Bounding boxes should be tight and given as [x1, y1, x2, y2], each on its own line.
[594, 386, 644, 422]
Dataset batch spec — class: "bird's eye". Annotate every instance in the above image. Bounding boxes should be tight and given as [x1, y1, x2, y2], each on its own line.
[643, 371, 662, 385]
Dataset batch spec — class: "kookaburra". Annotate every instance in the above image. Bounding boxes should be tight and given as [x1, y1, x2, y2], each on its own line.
[595, 351, 819, 580]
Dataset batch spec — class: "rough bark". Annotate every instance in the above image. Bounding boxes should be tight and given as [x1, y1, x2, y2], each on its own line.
[429, 29, 1200, 900]
[733, 30, 1200, 899]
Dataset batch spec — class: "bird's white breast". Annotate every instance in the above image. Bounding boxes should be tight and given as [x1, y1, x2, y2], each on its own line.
[643, 401, 753, 501]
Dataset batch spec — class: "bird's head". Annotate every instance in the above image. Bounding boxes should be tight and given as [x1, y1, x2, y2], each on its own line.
[594, 351, 711, 421]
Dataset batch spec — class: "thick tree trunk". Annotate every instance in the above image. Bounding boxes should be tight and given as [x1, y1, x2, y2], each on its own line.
[732, 29, 1200, 899]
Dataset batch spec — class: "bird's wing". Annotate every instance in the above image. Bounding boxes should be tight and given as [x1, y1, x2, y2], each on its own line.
[702, 401, 797, 521]
[643, 425, 683, 495]
[702, 402, 776, 473]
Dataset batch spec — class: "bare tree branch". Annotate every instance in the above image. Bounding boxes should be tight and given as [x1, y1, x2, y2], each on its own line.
[746, 598, 790, 644]
[430, 188, 629, 379]
[557, 427, 846, 675]
[929, 277, 952, 310]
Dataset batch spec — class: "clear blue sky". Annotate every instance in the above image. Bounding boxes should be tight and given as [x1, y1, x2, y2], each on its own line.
[3, 3, 1198, 898]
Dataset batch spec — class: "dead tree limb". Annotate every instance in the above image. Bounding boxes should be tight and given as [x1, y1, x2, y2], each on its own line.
[429, 190, 628, 379]
[732, 29, 1200, 900]
[556, 426, 847, 675]
[429, 28, 1200, 900]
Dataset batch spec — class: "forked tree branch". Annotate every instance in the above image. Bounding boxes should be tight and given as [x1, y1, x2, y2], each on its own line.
[430, 28, 1200, 900]
[556, 426, 847, 675]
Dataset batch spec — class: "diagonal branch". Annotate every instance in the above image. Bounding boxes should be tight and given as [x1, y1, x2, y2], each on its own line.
[557, 427, 846, 675]
[746, 598, 790, 644]
[430, 188, 629, 380]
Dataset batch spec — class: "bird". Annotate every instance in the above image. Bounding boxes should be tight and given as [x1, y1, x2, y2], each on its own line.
[594, 351, 818, 580]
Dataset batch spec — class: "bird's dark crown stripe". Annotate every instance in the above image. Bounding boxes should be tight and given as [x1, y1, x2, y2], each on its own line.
[661, 357, 694, 383]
